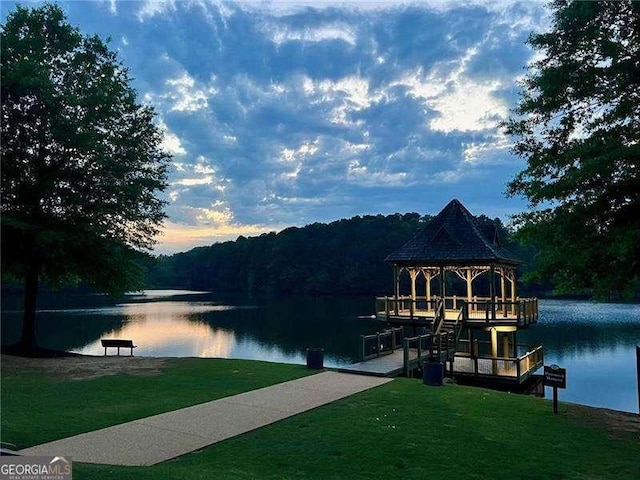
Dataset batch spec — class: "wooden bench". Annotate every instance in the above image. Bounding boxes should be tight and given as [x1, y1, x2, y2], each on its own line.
[101, 339, 137, 356]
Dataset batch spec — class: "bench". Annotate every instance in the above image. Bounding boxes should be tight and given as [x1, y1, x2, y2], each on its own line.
[101, 339, 137, 356]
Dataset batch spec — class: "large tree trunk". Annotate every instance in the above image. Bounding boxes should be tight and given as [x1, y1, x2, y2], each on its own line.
[21, 260, 40, 349]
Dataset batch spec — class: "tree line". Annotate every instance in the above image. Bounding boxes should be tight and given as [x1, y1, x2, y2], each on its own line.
[144, 213, 547, 297]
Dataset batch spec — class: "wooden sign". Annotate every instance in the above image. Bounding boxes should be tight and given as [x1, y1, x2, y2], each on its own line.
[543, 365, 566, 389]
[543, 364, 566, 414]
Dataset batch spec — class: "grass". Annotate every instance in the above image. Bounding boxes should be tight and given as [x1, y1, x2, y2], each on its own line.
[74, 379, 640, 480]
[1, 357, 310, 448]
[3, 358, 639, 480]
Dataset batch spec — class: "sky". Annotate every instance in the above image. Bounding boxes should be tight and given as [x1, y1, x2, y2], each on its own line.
[1, 0, 551, 254]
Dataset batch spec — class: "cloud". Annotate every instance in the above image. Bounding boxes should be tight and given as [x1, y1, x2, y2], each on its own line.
[428, 77, 507, 132]
[266, 21, 357, 45]
[166, 73, 211, 112]
[146, 72, 213, 113]
[390, 45, 509, 133]
[158, 119, 187, 156]
[137, 0, 177, 21]
[463, 135, 511, 165]
[28, 0, 550, 253]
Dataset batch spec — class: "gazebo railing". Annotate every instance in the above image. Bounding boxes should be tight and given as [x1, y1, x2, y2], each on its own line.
[375, 296, 538, 327]
[465, 298, 538, 326]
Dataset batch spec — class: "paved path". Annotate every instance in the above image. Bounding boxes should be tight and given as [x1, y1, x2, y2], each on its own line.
[21, 371, 392, 466]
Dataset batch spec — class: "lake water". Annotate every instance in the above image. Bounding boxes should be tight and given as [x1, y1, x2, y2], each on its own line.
[1, 291, 639, 413]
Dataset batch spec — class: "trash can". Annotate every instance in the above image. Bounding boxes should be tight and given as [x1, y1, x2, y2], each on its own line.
[306, 347, 324, 369]
[423, 359, 444, 386]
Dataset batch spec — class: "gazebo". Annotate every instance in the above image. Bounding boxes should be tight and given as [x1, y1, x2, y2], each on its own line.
[375, 199, 542, 383]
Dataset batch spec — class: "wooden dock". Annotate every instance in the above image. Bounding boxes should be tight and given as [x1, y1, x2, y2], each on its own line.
[336, 351, 405, 377]
[335, 346, 543, 382]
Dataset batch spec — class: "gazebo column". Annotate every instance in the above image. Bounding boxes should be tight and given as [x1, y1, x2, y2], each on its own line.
[490, 327, 498, 374]
[409, 269, 418, 300]
[425, 270, 432, 310]
[510, 270, 517, 316]
[439, 266, 446, 308]
[489, 265, 496, 320]
[500, 267, 507, 317]
[409, 269, 418, 317]
[466, 268, 473, 314]
[502, 333, 510, 359]
[490, 328, 498, 357]
[394, 266, 400, 315]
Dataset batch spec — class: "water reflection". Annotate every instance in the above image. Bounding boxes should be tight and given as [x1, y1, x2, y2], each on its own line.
[519, 300, 640, 413]
[1, 292, 379, 366]
[1, 293, 638, 412]
[76, 315, 238, 359]
[68, 299, 312, 363]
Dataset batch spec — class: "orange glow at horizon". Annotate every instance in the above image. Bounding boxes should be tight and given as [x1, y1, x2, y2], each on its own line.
[154, 220, 280, 254]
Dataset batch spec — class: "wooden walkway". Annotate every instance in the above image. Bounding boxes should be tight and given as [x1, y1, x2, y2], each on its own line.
[337, 351, 405, 377]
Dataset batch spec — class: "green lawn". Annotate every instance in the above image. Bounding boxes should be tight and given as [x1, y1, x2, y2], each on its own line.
[74, 379, 639, 480]
[1, 357, 310, 448]
[2, 358, 639, 480]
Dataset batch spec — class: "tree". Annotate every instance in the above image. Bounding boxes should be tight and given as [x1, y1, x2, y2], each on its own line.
[504, 0, 640, 298]
[1, 4, 170, 349]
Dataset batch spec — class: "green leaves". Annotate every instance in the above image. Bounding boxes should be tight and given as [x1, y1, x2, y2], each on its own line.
[1, 4, 169, 295]
[505, 0, 640, 298]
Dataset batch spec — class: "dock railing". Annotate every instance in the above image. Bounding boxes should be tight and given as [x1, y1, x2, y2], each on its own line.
[402, 330, 457, 376]
[453, 344, 544, 382]
[359, 327, 404, 361]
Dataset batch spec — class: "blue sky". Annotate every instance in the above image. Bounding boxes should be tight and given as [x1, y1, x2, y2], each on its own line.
[1, 1, 550, 253]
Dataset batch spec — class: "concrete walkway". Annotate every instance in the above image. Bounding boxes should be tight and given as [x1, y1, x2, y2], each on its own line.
[21, 371, 392, 466]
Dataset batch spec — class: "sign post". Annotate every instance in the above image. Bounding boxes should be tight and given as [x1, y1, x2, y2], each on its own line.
[543, 364, 566, 414]
[636, 345, 640, 413]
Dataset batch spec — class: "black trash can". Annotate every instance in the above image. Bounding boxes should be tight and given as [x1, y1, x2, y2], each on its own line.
[306, 348, 324, 369]
[423, 360, 444, 386]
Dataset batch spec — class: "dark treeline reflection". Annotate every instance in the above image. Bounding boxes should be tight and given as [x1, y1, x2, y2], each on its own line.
[199, 296, 380, 361]
[2, 310, 128, 353]
[0, 293, 383, 362]
[2, 291, 130, 351]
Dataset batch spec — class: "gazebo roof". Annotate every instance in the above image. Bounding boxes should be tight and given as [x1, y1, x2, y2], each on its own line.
[385, 199, 521, 266]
